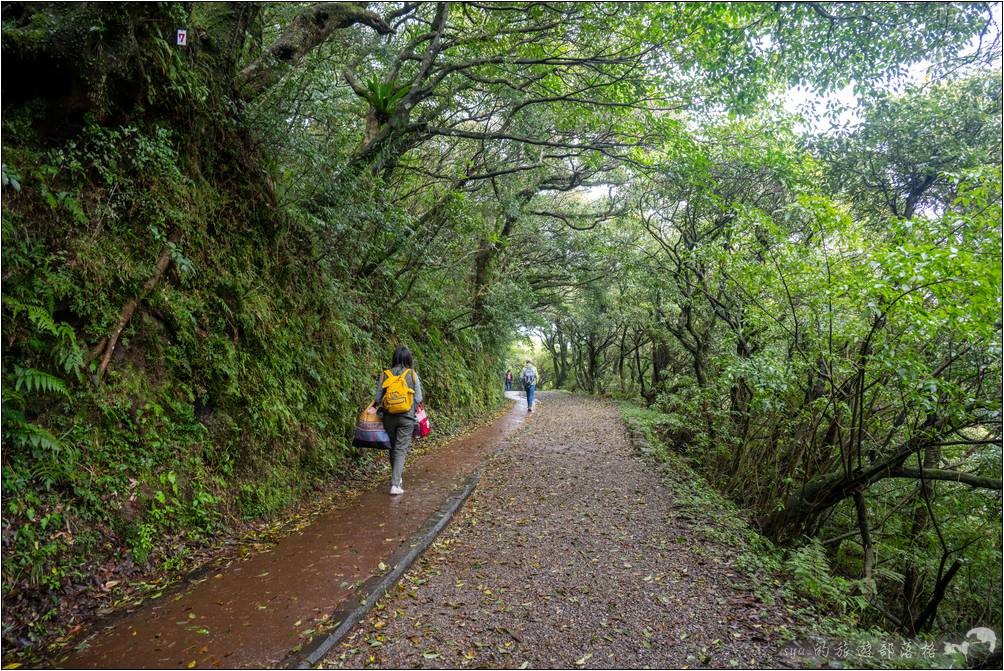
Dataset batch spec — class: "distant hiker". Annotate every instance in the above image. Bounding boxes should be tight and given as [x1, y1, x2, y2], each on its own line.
[505, 370, 513, 391]
[521, 360, 538, 412]
[373, 346, 424, 495]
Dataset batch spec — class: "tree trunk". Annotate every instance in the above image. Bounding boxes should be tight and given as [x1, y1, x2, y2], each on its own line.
[900, 442, 942, 628]
[651, 336, 670, 391]
[471, 238, 492, 326]
[853, 492, 875, 588]
[618, 325, 628, 394]
[913, 559, 962, 633]
[557, 325, 569, 389]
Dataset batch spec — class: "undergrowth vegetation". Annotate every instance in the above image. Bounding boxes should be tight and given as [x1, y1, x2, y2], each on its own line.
[621, 404, 984, 669]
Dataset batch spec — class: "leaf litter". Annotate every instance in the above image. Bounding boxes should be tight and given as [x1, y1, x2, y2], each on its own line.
[322, 393, 795, 669]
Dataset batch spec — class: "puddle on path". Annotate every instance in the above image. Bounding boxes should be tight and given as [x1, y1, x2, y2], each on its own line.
[61, 394, 529, 669]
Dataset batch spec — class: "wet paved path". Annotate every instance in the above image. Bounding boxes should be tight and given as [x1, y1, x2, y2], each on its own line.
[61, 393, 530, 669]
[323, 393, 791, 669]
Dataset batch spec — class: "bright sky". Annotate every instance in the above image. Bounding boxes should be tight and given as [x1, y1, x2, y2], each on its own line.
[780, 60, 932, 134]
[576, 4, 1003, 201]
[782, 3, 1003, 134]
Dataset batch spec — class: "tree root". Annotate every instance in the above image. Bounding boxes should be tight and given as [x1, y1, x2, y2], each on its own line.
[90, 234, 178, 383]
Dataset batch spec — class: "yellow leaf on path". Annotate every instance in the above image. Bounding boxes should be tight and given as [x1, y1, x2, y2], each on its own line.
[378, 562, 387, 571]
[575, 652, 593, 667]
[187, 661, 196, 669]
[3, 663, 24, 669]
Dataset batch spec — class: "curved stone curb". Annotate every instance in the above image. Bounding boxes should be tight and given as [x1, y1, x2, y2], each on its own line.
[284, 467, 486, 669]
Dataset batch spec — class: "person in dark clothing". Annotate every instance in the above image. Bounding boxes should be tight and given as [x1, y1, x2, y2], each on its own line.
[373, 346, 424, 495]
[505, 370, 513, 391]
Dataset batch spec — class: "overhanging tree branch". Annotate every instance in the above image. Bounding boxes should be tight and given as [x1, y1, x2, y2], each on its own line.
[889, 467, 1002, 490]
[238, 2, 391, 97]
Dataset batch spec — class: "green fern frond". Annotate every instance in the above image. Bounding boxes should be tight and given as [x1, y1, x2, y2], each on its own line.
[15, 422, 62, 450]
[2, 389, 26, 412]
[31, 458, 68, 490]
[26, 304, 60, 336]
[873, 564, 905, 585]
[14, 366, 69, 397]
[2, 296, 26, 316]
[4, 300, 84, 375]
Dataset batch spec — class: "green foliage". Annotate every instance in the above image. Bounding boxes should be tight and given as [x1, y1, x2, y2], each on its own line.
[815, 73, 1003, 220]
[622, 402, 912, 648]
[364, 77, 411, 118]
[1, 44, 505, 660]
[568, 74, 1002, 642]
[13, 366, 68, 397]
[786, 539, 868, 616]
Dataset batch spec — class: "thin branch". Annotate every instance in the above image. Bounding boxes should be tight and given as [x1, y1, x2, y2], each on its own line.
[890, 467, 1002, 490]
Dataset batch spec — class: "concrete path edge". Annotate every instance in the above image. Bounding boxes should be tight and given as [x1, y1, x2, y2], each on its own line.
[283, 466, 486, 669]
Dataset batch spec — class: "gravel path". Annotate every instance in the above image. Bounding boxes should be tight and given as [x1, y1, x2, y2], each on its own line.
[322, 392, 791, 669]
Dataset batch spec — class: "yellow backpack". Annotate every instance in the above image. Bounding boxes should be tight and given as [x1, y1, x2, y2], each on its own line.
[381, 368, 415, 414]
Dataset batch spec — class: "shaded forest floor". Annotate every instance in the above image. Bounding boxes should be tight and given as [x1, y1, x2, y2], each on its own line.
[323, 392, 803, 669]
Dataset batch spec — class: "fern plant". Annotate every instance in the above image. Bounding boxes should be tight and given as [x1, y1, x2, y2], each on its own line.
[1, 304, 74, 460]
[4, 298, 84, 376]
[786, 538, 867, 615]
[1, 386, 63, 449]
[14, 365, 69, 396]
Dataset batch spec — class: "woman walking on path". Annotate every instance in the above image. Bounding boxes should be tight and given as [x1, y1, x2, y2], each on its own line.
[505, 370, 513, 391]
[374, 346, 424, 495]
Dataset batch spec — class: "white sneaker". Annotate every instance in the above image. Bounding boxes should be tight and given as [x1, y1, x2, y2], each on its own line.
[390, 485, 404, 495]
